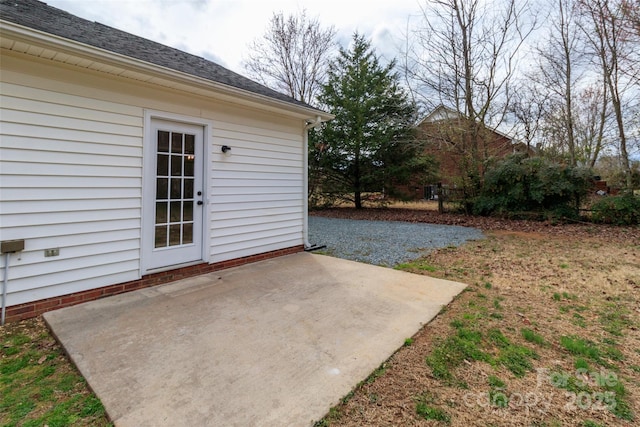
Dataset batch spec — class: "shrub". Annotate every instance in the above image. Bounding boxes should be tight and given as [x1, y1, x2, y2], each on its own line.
[591, 193, 640, 225]
[473, 154, 592, 219]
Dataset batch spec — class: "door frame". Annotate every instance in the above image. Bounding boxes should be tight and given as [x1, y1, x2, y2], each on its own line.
[141, 110, 212, 275]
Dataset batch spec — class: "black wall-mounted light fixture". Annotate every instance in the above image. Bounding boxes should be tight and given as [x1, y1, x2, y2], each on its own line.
[221, 145, 231, 153]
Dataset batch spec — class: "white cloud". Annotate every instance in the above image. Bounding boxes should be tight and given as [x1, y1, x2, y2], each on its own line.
[45, 0, 422, 72]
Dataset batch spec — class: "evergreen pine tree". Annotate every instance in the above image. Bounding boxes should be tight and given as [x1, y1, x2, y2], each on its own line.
[315, 33, 433, 208]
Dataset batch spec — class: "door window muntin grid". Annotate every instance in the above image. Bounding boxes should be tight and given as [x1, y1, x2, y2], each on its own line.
[154, 130, 196, 248]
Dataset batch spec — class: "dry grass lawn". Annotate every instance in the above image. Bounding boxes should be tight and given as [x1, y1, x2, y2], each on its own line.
[313, 209, 639, 427]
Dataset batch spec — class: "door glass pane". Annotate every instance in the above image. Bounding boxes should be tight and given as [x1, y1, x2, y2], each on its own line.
[158, 131, 169, 152]
[185, 134, 195, 154]
[170, 201, 181, 222]
[183, 223, 193, 244]
[155, 225, 167, 248]
[184, 155, 194, 177]
[171, 132, 183, 153]
[184, 179, 194, 199]
[169, 224, 181, 245]
[156, 202, 167, 224]
[171, 155, 182, 176]
[157, 154, 169, 176]
[156, 178, 168, 200]
[183, 202, 193, 222]
[170, 178, 181, 199]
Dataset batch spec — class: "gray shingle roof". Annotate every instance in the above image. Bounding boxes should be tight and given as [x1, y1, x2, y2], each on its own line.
[0, 0, 319, 112]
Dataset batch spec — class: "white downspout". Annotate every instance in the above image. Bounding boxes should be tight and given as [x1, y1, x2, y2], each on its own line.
[303, 116, 323, 248]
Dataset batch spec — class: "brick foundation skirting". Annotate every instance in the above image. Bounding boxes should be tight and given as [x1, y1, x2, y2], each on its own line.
[4, 245, 304, 323]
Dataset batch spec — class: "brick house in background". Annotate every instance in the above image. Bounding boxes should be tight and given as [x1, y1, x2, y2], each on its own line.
[403, 105, 534, 200]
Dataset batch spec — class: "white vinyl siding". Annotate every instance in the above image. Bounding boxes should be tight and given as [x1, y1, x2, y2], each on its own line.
[209, 123, 303, 262]
[1, 54, 306, 307]
[0, 82, 144, 306]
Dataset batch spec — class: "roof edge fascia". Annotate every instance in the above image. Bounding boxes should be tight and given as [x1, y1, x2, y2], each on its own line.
[0, 20, 333, 122]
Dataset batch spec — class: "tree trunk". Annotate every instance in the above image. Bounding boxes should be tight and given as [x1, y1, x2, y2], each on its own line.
[589, 79, 608, 169]
[561, 0, 577, 166]
[354, 147, 362, 209]
[604, 37, 632, 190]
[611, 94, 632, 189]
[583, 0, 634, 189]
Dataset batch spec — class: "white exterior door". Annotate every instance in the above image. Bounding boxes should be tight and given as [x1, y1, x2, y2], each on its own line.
[142, 119, 205, 272]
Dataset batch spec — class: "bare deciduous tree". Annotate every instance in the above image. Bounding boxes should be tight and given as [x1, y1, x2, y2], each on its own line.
[406, 0, 536, 125]
[574, 85, 613, 168]
[508, 82, 544, 151]
[535, 0, 583, 166]
[527, 0, 612, 168]
[404, 0, 537, 204]
[243, 10, 336, 105]
[622, 0, 640, 37]
[578, 0, 638, 189]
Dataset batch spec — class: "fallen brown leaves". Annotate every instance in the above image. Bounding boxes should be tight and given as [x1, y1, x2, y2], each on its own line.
[314, 208, 639, 427]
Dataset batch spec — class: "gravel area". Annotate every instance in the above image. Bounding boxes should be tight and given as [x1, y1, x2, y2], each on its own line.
[308, 216, 484, 267]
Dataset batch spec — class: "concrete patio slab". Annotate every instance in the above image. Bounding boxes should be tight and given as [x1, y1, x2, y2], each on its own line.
[44, 252, 467, 427]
